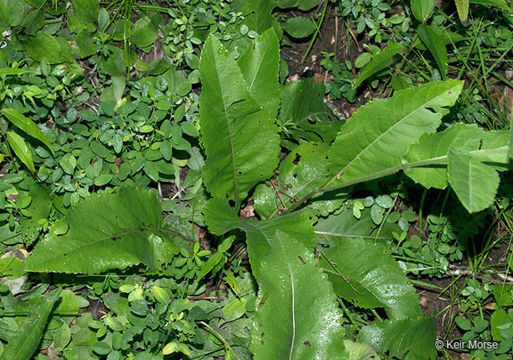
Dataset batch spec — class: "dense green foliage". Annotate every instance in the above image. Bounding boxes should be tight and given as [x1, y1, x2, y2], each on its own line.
[2, 0, 513, 359]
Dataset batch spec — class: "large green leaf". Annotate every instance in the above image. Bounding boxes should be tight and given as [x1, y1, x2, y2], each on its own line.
[0, 289, 61, 360]
[319, 237, 422, 320]
[327, 80, 463, 188]
[2, 108, 53, 154]
[205, 198, 315, 278]
[132, 16, 158, 49]
[404, 124, 482, 189]
[26, 187, 179, 274]
[315, 206, 400, 244]
[234, 0, 281, 36]
[251, 231, 347, 360]
[237, 29, 280, 119]
[405, 125, 510, 190]
[204, 199, 346, 358]
[448, 149, 500, 213]
[199, 35, 280, 207]
[6, 131, 35, 173]
[358, 318, 437, 359]
[254, 142, 344, 219]
[355, 42, 405, 88]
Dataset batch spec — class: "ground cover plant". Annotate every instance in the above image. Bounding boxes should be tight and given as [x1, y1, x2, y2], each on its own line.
[1, 0, 513, 359]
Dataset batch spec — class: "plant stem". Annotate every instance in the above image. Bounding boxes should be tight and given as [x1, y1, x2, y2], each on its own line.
[302, 0, 329, 62]
[281, 146, 509, 215]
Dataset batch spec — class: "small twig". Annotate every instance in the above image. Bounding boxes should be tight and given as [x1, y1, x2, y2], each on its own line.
[171, 185, 185, 200]
[199, 321, 239, 360]
[316, 247, 363, 295]
[84, 102, 99, 116]
[446, 265, 513, 285]
[267, 180, 288, 213]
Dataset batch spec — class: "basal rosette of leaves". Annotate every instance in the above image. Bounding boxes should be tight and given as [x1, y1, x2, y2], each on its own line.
[3, 3, 513, 359]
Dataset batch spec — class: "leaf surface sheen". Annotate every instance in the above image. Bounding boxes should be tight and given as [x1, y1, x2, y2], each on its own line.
[355, 42, 404, 88]
[320, 237, 421, 320]
[2, 108, 54, 153]
[405, 125, 510, 190]
[251, 231, 347, 360]
[26, 187, 178, 274]
[328, 80, 463, 187]
[358, 317, 437, 359]
[199, 35, 280, 205]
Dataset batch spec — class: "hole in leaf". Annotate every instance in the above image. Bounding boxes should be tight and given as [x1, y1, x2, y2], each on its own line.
[228, 200, 235, 207]
[293, 153, 301, 165]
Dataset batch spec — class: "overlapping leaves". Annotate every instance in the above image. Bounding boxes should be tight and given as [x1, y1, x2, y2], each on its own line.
[204, 199, 347, 359]
[199, 30, 280, 208]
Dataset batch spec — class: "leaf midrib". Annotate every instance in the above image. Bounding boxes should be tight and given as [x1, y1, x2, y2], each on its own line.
[215, 52, 240, 203]
[330, 87, 455, 185]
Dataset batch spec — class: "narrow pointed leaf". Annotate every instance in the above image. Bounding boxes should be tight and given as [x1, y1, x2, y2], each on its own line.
[2, 108, 54, 154]
[251, 231, 347, 360]
[418, 24, 448, 77]
[199, 35, 280, 205]
[328, 80, 463, 187]
[448, 149, 500, 213]
[319, 237, 422, 319]
[455, 0, 470, 23]
[358, 318, 437, 359]
[26, 187, 179, 274]
[6, 131, 35, 173]
[237, 29, 280, 119]
[0, 289, 61, 360]
[205, 198, 315, 278]
[355, 42, 405, 88]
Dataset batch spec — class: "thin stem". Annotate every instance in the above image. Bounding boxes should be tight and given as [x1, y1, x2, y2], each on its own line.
[199, 321, 239, 360]
[302, 0, 329, 62]
[281, 146, 509, 216]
